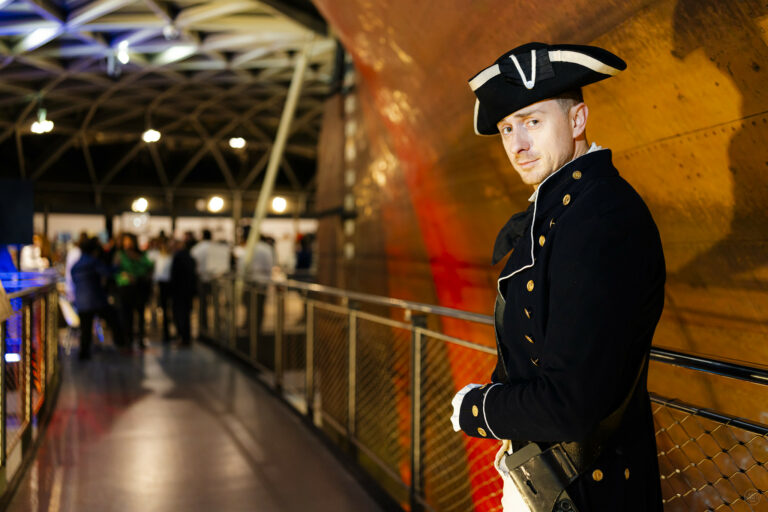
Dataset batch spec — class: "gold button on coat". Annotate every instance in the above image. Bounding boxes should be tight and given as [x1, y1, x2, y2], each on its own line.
[549, 218, 556, 228]
[572, 170, 582, 180]
[526, 280, 534, 292]
[472, 405, 479, 417]
[562, 194, 571, 205]
[525, 335, 534, 344]
[624, 468, 630, 480]
[524, 308, 531, 319]
[539, 235, 546, 247]
[477, 427, 487, 437]
[592, 469, 604, 481]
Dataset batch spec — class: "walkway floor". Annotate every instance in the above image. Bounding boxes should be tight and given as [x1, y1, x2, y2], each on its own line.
[5, 342, 383, 512]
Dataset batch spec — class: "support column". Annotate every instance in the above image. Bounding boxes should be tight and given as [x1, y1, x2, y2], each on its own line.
[242, 39, 313, 271]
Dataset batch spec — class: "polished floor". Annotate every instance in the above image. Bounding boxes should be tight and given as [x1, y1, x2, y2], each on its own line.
[5, 343, 383, 512]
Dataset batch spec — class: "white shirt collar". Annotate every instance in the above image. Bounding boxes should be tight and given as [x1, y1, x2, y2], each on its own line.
[528, 142, 605, 202]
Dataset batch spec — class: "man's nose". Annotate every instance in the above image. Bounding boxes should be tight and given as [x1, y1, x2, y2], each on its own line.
[510, 130, 530, 154]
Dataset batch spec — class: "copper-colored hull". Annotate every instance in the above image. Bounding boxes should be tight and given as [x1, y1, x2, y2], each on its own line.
[314, 0, 768, 508]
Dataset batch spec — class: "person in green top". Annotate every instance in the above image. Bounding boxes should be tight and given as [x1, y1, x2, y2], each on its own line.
[115, 233, 153, 349]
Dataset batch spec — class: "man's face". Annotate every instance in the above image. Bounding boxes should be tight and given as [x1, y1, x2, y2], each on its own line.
[496, 98, 581, 187]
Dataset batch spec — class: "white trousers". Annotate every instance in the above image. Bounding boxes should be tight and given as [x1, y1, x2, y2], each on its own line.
[494, 440, 533, 512]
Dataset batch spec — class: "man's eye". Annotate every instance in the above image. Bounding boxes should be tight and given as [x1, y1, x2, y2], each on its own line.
[525, 119, 539, 128]
[501, 126, 512, 135]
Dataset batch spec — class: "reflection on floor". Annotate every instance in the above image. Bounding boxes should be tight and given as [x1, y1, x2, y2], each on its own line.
[5, 342, 383, 512]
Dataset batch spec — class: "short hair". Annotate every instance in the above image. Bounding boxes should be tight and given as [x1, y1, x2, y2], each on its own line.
[553, 88, 584, 113]
[202, 229, 212, 240]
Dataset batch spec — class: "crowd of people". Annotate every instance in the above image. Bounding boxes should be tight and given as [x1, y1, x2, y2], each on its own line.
[57, 227, 300, 360]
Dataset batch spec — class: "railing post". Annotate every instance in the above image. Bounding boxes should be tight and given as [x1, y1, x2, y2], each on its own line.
[410, 312, 428, 511]
[249, 285, 258, 362]
[22, 302, 32, 449]
[39, 295, 46, 398]
[275, 285, 284, 393]
[230, 278, 237, 350]
[305, 299, 314, 421]
[0, 320, 6, 468]
[347, 303, 357, 439]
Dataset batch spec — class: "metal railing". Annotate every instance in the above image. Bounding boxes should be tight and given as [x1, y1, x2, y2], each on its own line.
[0, 276, 60, 498]
[202, 276, 768, 512]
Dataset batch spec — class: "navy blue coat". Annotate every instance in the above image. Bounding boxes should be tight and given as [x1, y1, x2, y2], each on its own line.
[457, 150, 665, 511]
[71, 253, 113, 313]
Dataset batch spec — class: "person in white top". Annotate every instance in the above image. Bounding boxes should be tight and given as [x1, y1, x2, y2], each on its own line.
[65, 233, 88, 302]
[20, 234, 50, 272]
[147, 235, 174, 342]
[190, 229, 231, 331]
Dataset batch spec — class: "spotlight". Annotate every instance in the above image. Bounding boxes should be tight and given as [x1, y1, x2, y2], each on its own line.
[271, 196, 287, 214]
[229, 137, 246, 149]
[116, 40, 130, 65]
[207, 196, 224, 213]
[142, 129, 161, 143]
[31, 108, 54, 134]
[131, 197, 148, 213]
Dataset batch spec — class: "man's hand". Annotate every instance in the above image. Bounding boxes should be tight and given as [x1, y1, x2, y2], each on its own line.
[450, 383, 483, 432]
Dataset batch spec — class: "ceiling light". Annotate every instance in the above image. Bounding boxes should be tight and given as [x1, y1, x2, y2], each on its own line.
[271, 196, 287, 214]
[229, 137, 246, 149]
[207, 196, 224, 213]
[131, 197, 148, 213]
[116, 40, 130, 65]
[162, 24, 180, 40]
[155, 44, 196, 65]
[31, 108, 53, 134]
[142, 129, 161, 143]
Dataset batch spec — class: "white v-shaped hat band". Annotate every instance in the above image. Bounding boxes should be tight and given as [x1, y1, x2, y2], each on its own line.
[469, 50, 622, 92]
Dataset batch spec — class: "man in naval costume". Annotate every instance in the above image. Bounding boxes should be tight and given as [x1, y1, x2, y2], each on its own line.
[450, 43, 665, 511]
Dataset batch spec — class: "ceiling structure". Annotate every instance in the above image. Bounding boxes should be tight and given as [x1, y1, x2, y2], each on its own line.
[0, 0, 334, 217]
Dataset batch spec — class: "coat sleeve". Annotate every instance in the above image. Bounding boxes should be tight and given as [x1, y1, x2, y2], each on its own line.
[458, 205, 664, 442]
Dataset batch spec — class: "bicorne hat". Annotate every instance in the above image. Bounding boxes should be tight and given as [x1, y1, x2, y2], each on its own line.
[468, 42, 626, 136]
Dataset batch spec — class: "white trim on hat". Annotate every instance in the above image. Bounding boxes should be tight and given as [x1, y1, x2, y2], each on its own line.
[469, 64, 500, 92]
[548, 50, 622, 76]
[473, 99, 496, 136]
[468, 49, 622, 92]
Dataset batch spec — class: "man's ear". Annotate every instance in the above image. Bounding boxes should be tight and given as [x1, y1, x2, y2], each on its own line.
[571, 102, 588, 138]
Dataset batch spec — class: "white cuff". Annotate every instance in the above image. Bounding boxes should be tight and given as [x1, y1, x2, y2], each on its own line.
[450, 383, 482, 432]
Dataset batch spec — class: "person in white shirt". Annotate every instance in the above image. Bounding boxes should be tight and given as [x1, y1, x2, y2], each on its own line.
[147, 235, 174, 343]
[65, 233, 88, 302]
[20, 234, 50, 272]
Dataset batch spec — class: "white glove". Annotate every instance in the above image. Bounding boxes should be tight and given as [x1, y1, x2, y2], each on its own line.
[450, 383, 482, 432]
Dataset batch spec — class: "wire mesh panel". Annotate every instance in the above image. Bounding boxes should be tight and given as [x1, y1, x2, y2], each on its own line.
[313, 304, 349, 435]
[253, 286, 275, 372]
[420, 333, 502, 512]
[280, 290, 308, 408]
[654, 401, 768, 511]
[5, 306, 27, 455]
[355, 316, 412, 497]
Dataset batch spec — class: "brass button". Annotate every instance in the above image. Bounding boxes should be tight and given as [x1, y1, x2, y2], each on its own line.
[477, 427, 487, 437]
[624, 468, 630, 480]
[572, 170, 582, 180]
[525, 335, 534, 344]
[472, 405, 479, 417]
[526, 280, 534, 292]
[592, 469, 604, 482]
[479, 384, 487, 390]
[530, 357, 539, 366]
[524, 308, 531, 319]
[538, 235, 546, 247]
[562, 194, 571, 206]
[549, 218, 555, 228]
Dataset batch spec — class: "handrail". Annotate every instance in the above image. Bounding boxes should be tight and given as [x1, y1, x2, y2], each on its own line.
[7, 283, 56, 301]
[650, 394, 768, 436]
[242, 276, 768, 388]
